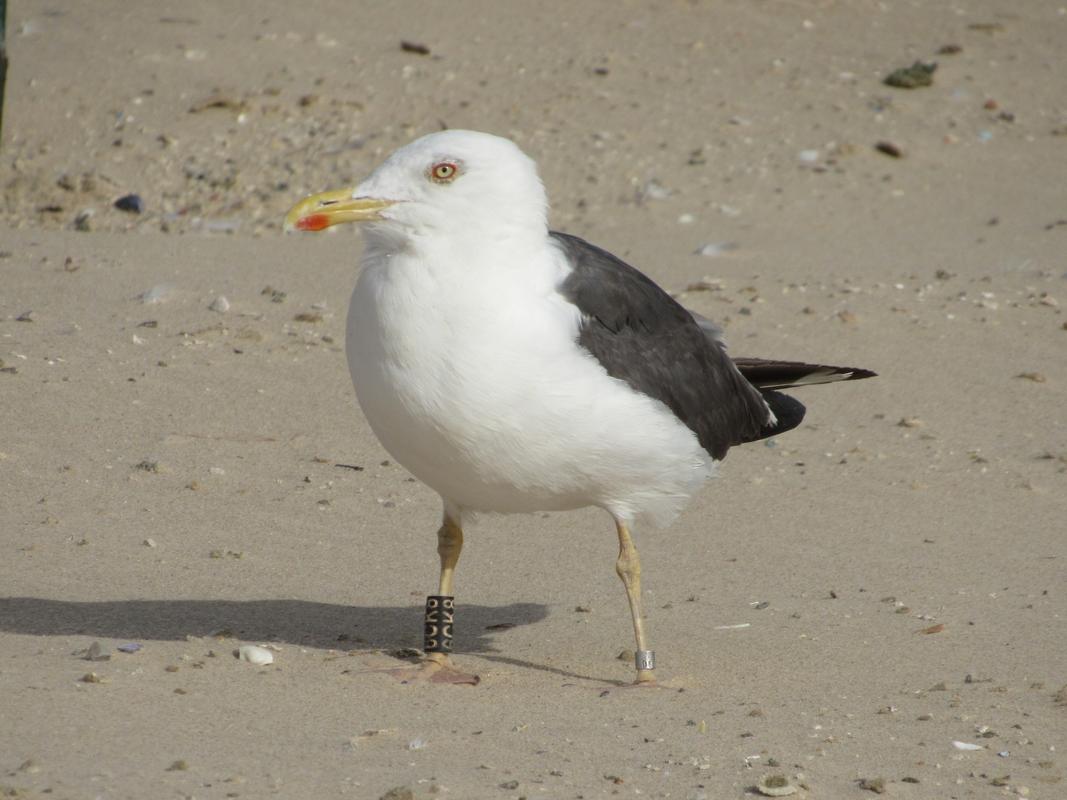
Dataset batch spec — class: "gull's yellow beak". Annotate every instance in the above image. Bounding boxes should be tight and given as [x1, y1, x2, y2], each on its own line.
[283, 189, 395, 232]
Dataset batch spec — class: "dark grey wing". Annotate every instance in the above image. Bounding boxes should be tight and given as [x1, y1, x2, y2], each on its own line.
[552, 231, 774, 461]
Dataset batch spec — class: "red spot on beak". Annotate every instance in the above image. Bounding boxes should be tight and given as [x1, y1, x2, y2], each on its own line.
[297, 213, 330, 232]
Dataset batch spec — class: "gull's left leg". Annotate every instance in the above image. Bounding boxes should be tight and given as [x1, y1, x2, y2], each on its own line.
[402, 510, 478, 684]
[423, 513, 463, 667]
[614, 518, 657, 684]
[368, 510, 478, 685]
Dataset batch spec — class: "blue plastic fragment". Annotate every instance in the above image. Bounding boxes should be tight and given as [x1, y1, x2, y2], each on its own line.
[116, 642, 142, 653]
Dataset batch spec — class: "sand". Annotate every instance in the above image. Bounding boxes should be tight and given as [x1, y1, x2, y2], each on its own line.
[2, 1, 1065, 798]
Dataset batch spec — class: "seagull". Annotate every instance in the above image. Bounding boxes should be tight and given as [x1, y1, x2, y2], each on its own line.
[285, 130, 874, 685]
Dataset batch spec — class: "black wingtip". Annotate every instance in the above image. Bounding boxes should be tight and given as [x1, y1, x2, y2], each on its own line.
[732, 358, 877, 390]
[845, 367, 878, 381]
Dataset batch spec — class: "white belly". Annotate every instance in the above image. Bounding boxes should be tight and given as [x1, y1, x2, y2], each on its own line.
[345, 245, 712, 527]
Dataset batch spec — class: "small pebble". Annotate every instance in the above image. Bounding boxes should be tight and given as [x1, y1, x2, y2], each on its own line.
[261, 286, 287, 303]
[209, 295, 231, 313]
[884, 61, 937, 89]
[114, 194, 145, 214]
[74, 209, 94, 231]
[858, 777, 886, 794]
[875, 141, 904, 158]
[84, 641, 110, 662]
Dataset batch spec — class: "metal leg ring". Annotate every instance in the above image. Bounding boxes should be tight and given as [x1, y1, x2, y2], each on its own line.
[635, 649, 656, 671]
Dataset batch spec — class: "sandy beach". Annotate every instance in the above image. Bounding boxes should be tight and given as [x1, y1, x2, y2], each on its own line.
[2, 2, 1065, 798]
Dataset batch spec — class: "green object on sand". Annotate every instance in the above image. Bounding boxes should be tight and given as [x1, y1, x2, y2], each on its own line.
[884, 60, 937, 88]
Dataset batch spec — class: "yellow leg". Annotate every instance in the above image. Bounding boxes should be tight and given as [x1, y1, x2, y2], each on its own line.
[425, 514, 463, 667]
[437, 514, 463, 596]
[615, 519, 656, 683]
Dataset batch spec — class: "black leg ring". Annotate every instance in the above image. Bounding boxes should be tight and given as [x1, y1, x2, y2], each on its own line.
[424, 595, 455, 654]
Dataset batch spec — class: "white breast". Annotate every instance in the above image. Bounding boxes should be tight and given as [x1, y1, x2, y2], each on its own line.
[345, 238, 713, 528]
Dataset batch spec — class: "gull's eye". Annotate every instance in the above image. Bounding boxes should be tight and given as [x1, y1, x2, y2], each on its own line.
[430, 161, 459, 183]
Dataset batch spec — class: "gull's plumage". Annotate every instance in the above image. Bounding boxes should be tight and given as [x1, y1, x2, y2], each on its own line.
[346, 132, 713, 528]
[286, 129, 875, 682]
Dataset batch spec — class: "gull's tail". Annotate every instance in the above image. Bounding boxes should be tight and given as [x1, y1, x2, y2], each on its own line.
[731, 358, 877, 443]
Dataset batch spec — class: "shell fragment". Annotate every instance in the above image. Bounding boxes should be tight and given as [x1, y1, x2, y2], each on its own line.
[237, 645, 274, 666]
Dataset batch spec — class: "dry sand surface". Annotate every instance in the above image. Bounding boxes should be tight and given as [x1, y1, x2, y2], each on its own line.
[2, 1, 1066, 798]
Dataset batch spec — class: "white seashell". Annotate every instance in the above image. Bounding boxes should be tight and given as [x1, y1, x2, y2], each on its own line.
[140, 284, 170, 304]
[237, 645, 274, 666]
[642, 180, 670, 200]
[695, 242, 738, 258]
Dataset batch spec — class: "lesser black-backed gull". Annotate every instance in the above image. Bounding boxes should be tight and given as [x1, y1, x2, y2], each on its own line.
[285, 130, 875, 685]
